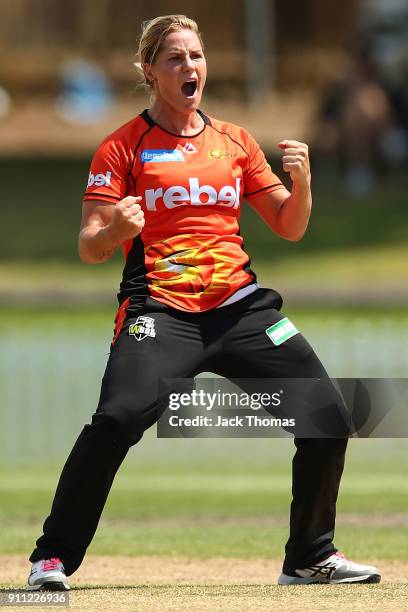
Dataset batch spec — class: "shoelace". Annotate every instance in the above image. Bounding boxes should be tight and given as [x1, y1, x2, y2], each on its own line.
[42, 558, 62, 572]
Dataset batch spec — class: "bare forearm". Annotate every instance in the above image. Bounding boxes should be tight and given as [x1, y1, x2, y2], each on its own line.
[276, 178, 312, 241]
[79, 196, 144, 264]
[78, 224, 120, 264]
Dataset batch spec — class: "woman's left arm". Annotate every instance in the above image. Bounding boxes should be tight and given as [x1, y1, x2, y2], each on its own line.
[246, 140, 312, 242]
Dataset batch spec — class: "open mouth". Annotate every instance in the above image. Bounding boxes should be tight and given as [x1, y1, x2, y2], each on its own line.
[181, 80, 198, 97]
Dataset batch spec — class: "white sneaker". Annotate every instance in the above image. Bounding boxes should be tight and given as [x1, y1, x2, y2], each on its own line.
[27, 558, 70, 591]
[278, 552, 381, 584]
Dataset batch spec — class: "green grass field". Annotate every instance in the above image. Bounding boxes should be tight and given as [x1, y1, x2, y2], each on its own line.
[1, 436, 407, 560]
[1, 442, 407, 610]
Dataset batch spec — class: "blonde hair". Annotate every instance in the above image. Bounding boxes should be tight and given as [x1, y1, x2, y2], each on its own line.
[135, 15, 204, 89]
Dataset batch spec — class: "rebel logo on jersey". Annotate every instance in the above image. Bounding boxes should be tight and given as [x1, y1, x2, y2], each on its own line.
[144, 177, 241, 210]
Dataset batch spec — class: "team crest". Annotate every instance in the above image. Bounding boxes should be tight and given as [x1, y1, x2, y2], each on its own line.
[128, 316, 156, 341]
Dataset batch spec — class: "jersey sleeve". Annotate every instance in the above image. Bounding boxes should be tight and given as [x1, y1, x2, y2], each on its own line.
[83, 136, 130, 204]
[242, 130, 285, 198]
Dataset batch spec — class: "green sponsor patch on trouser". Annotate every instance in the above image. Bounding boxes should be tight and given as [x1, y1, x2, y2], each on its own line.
[265, 317, 299, 346]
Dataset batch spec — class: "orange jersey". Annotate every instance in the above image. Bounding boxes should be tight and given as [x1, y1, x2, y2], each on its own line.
[83, 110, 285, 312]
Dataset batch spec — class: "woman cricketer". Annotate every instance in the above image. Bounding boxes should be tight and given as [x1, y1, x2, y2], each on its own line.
[27, 15, 380, 589]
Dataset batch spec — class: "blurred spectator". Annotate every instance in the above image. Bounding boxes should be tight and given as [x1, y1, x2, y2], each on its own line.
[311, 0, 408, 197]
[310, 47, 401, 197]
[55, 59, 113, 124]
[364, 1, 408, 168]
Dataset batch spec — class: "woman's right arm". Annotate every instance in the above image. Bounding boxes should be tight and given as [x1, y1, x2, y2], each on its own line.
[78, 196, 144, 264]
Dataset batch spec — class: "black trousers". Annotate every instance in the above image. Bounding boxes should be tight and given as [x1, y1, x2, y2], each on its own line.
[29, 289, 348, 576]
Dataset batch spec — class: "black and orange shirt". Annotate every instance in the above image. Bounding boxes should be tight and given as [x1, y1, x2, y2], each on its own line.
[83, 109, 285, 313]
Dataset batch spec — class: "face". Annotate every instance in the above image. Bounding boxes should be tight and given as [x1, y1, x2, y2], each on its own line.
[144, 29, 207, 114]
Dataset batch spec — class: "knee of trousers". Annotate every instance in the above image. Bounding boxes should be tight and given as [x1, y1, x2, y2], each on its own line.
[92, 400, 151, 447]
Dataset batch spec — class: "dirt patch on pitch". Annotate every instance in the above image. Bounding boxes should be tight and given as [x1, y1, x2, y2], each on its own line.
[101, 513, 408, 528]
[1, 556, 407, 611]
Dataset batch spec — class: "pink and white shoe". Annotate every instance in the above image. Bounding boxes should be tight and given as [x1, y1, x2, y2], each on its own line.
[27, 558, 70, 591]
[278, 552, 381, 584]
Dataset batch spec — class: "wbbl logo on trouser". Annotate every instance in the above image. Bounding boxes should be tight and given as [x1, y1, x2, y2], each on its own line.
[128, 316, 156, 341]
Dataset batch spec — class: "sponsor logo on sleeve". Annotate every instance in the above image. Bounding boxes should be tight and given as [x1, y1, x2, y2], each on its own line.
[87, 171, 112, 188]
[141, 149, 185, 163]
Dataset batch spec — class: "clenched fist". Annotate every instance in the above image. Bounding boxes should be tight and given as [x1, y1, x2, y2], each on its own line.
[278, 140, 311, 184]
[109, 196, 145, 242]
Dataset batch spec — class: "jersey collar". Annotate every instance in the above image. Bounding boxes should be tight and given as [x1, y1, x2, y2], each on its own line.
[140, 109, 211, 138]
